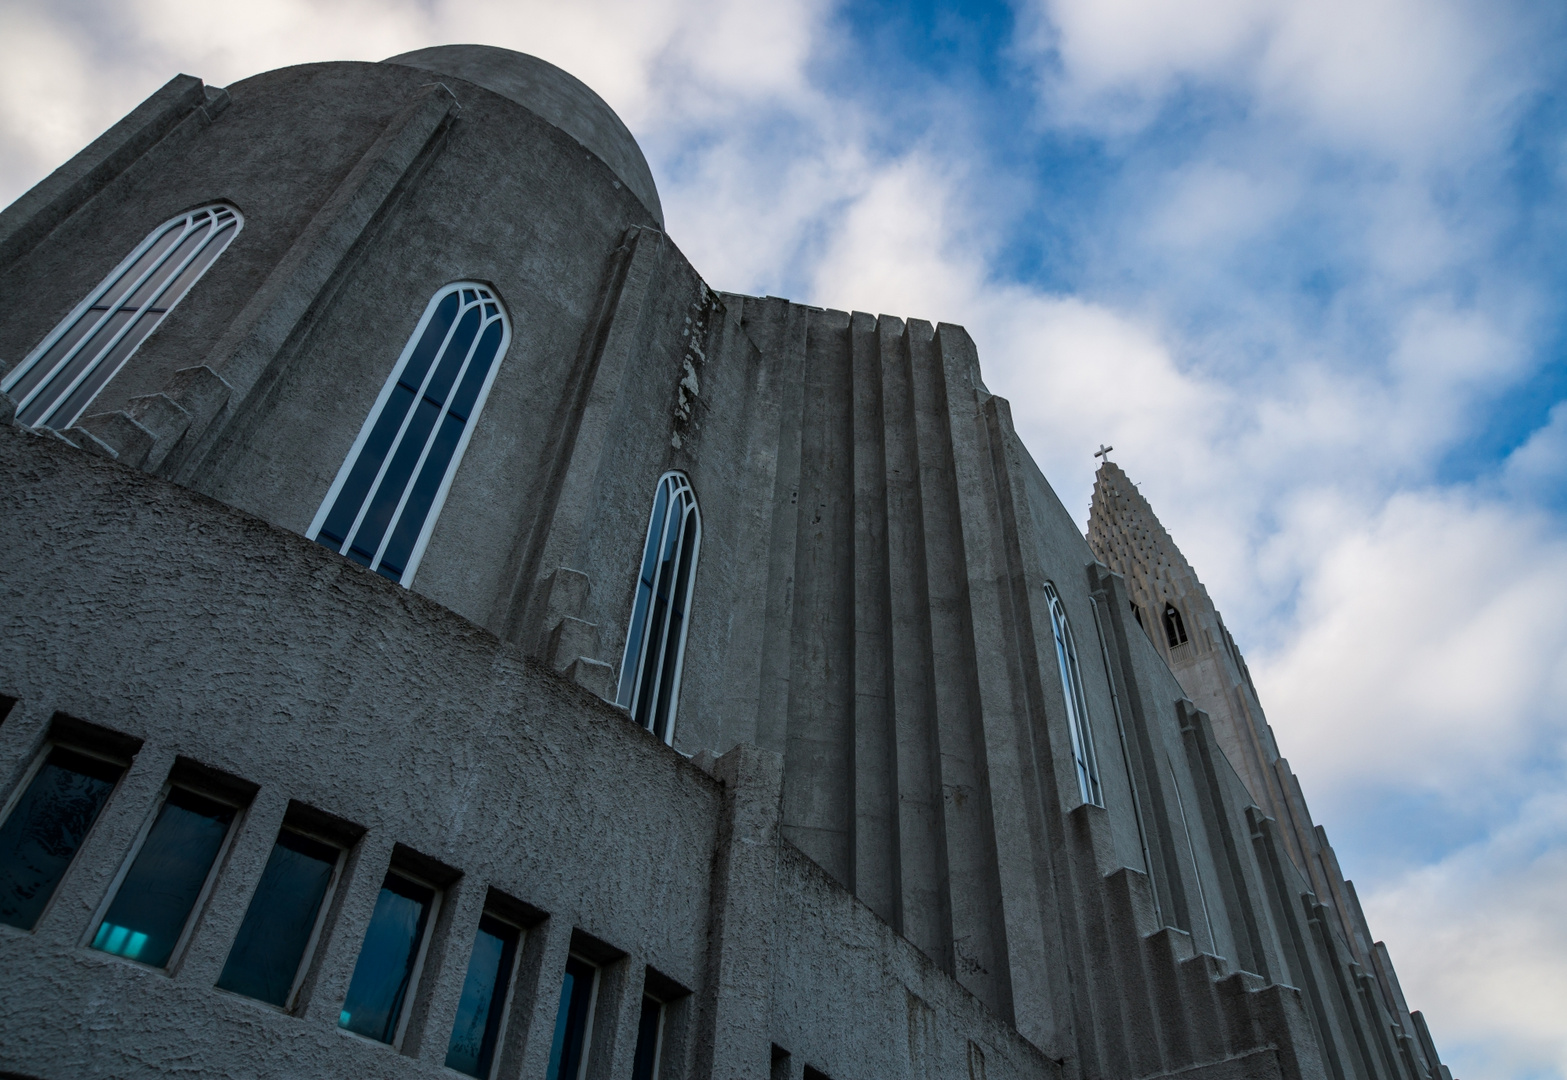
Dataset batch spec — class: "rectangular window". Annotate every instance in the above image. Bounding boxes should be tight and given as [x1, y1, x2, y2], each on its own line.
[91, 786, 237, 967]
[630, 994, 665, 1080]
[0, 746, 124, 930]
[445, 913, 521, 1078]
[216, 827, 341, 1007]
[339, 870, 437, 1044]
[545, 954, 599, 1080]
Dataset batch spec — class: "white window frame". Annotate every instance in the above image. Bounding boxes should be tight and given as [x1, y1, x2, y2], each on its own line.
[616, 471, 702, 745]
[1044, 581, 1104, 807]
[307, 282, 510, 586]
[3, 203, 242, 431]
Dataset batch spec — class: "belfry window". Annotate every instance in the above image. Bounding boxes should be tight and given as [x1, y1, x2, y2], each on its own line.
[1163, 603, 1189, 648]
[308, 283, 510, 586]
[617, 472, 701, 745]
[1045, 582, 1103, 807]
[2, 204, 241, 431]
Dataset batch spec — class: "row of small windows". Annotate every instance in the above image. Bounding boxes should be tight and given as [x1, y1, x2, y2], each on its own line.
[0, 737, 672, 1080]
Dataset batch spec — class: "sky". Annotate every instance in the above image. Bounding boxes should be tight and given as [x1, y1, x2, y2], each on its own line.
[2, 0, 1564, 1075]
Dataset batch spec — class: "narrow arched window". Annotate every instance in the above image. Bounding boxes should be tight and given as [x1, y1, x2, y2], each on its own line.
[617, 472, 701, 745]
[1163, 603, 1188, 648]
[308, 283, 510, 587]
[3, 204, 242, 431]
[1045, 581, 1103, 807]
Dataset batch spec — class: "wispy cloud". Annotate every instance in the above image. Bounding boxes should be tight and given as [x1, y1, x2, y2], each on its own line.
[2, 1, 1564, 1074]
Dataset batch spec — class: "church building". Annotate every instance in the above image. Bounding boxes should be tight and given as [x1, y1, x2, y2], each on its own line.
[0, 44, 1451, 1080]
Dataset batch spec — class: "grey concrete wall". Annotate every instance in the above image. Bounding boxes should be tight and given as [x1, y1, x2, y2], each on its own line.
[0, 48, 1446, 1080]
[0, 420, 1054, 1080]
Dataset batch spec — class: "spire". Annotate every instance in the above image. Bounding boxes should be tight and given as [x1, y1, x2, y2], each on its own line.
[1086, 461, 1414, 1022]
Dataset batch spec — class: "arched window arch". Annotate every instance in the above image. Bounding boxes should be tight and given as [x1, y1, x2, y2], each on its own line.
[1044, 581, 1103, 807]
[3, 204, 242, 431]
[308, 283, 510, 587]
[617, 472, 701, 745]
[1163, 603, 1189, 649]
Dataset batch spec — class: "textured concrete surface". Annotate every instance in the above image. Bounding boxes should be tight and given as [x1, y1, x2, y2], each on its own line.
[0, 46, 1451, 1080]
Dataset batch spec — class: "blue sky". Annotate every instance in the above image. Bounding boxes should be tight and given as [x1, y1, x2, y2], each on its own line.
[2, 0, 1565, 1074]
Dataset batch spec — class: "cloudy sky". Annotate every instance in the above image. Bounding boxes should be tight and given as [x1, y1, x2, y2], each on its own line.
[3, 0, 1564, 1075]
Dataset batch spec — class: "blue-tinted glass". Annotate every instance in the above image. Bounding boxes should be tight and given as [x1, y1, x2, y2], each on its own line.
[216, 828, 338, 1006]
[620, 481, 672, 706]
[349, 308, 480, 564]
[0, 748, 122, 930]
[92, 787, 235, 967]
[546, 955, 597, 1080]
[447, 320, 502, 422]
[630, 996, 663, 1080]
[378, 414, 463, 579]
[445, 915, 519, 1078]
[651, 508, 697, 741]
[339, 873, 433, 1043]
[318, 293, 460, 546]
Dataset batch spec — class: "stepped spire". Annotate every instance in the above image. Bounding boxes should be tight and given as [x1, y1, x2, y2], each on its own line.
[1088, 461, 1433, 1056]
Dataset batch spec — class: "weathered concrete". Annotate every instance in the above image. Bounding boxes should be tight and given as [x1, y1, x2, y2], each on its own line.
[0, 45, 1450, 1080]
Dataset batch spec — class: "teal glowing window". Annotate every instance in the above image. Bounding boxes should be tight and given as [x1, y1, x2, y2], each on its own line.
[545, 954, 598, 1080]
[92, 787, 236, 967]
[216, 828, 339, 1006]
[0, 747, 123, 929]
[339, 871, 435, 1044]
[630, 995, 665, 1080]
[445, 914, 520, 1078]
[308, 283, 510, 586]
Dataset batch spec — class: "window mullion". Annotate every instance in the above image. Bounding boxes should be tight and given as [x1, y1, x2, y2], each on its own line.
[337, 289, 468, 557]
[48, 219, 217, 430]
[16, 217, 196, 420]
[367, 304, 488, 577]
[631, 489, 679, 722]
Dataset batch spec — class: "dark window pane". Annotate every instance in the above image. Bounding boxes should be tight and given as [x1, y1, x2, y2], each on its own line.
[339, 872, 433, 1044]
[545, 955, 597, 1080]
[49, 310, 162, 430]
[377, 413, 463, 578]
[92, 787, 235, 967]
[349, 395, 442, 564]
[317, 293, 460, 548]
[444, 915, 519, 1078]
[630, 995, 663, 1080]
[0, 748, 122, 929]
[215, 828, 338, 1006]
[17, 309, 132, 427]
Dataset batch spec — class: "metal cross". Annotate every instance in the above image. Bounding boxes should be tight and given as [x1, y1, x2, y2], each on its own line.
[1094, 444, 1113, 461]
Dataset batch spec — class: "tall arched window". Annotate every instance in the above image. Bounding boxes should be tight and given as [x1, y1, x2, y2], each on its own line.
[1044, 581, 1103, 807]
[617, 472, 701, 745]
[3, 204, 242, 431]
[308, 283, 510, 587]
[1163, 603, 1189, 648]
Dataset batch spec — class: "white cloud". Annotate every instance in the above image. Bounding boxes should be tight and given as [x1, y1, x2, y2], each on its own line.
[1364, 788, 1567, 1079]
[1252, 489, 1567, 795]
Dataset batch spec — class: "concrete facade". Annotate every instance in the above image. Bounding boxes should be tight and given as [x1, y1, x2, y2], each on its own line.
[0, 46, 1450, 1080]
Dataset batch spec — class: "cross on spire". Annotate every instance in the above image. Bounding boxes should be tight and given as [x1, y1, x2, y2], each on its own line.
[1094, 444, 1113, 462]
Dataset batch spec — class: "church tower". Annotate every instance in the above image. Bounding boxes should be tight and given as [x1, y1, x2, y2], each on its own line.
[1088, 460, 1451, 1079]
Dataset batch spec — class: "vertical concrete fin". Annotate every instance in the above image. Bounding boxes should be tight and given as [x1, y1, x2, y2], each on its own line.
[753, 298, 810, 754]
[848, 310, 899, 924]
[780, 306, 855, 884]
[878, 313, 952, 966]
[0, 74, 209, 272]
[170, 80, 461, 485]
[918, 321, 1010, 1020]
[494, 224, 663, 649]
[1178, 701, 1273, 981]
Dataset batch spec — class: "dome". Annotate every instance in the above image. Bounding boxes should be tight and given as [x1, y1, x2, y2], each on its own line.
[382, 44, 662, 226]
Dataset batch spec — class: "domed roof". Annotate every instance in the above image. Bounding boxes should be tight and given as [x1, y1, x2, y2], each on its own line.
[382, 45, 662, 226]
